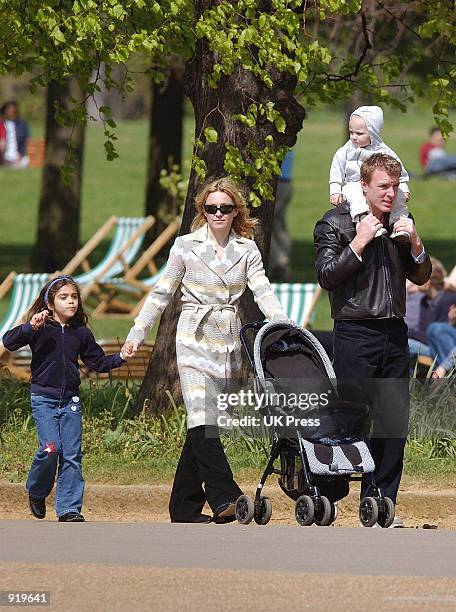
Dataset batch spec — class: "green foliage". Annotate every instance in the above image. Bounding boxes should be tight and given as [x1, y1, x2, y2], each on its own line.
[158, 164, 188, 217]
[0, 1, 454, 203]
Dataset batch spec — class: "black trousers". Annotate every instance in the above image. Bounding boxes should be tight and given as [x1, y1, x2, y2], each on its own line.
[333, 318, 410, 504]
[169, 426, 243, 522]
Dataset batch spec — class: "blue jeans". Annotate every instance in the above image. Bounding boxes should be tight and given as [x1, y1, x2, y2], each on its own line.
[27, 394, 84, 517]
[427, 323, 456, 366]
[426, 155, 456, 175]
[408, 338, 432, 358]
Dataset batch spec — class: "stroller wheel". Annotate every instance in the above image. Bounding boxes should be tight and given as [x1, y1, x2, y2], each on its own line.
[377, 497, 395, 528]
[315, 496, 335, 526]
[295, 495, 315, 526]
[254, 497, 272, 525]
[235, 495, 255, 525]
[359, 496, 379, 527]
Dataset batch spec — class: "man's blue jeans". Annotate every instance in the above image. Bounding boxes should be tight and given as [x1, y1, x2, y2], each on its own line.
[27, 394, 84, 517]
[427, 322, 456, 366]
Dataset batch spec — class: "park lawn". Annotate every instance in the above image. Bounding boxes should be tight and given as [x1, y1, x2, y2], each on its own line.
[1, 104, 455, 337]
[1, 425, 455, 486]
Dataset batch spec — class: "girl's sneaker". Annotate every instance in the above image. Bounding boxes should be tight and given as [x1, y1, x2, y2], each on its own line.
[29, 495, 46, 519]
[58, 512, 85, 522]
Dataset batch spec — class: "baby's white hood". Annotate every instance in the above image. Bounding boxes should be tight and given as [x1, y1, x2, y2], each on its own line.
[351, 105, 384, 149]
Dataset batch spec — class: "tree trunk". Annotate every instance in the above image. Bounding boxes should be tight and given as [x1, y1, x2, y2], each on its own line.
[32, 78, 85, 271]
[133, 16, 305, 416]
[144, 59, 184, 245]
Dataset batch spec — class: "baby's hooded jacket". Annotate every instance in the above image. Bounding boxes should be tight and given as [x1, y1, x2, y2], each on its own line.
[329, 105, 409, 196]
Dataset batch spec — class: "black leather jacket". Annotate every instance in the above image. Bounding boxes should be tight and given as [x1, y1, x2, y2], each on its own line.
[314, 203, 431, 320]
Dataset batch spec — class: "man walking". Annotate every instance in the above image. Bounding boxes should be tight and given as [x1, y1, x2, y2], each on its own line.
[314, 153, 431, 524]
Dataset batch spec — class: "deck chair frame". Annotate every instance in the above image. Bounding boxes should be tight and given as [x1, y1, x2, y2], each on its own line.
[0, 215, 155, 357]
[271, 282, 322, 328]
[90, 217, 180, 319]
[77, 215, 156, 300]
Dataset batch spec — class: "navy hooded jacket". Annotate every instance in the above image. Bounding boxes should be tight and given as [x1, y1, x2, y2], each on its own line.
[3, 320, 124, 400]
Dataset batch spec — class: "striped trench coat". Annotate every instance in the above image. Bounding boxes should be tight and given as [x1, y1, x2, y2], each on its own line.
[127, 224, 286, 428]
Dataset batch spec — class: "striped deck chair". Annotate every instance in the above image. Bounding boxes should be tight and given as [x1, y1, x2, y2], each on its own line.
[271, 282, 322, 328]
[66, 216, 155, 299]
[0, 216, 154, 353]
[0, 272, 51, 356]
[90, 217, 180, 318]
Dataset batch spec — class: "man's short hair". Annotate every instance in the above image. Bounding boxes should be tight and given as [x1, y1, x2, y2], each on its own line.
[360, 153, 401, 184]
[429, 126, 441, 137]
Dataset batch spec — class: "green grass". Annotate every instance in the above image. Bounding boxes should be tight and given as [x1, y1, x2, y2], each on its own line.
[1, 378, 455, 486]
[1, 105, 455, 336]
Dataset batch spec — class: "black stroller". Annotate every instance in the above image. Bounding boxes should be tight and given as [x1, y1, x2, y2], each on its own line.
[234, 321, 396, 528]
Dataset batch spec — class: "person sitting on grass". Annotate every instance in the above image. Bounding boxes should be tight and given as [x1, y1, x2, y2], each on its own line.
[427, 304, 456, 377]
[0, 100, 30, 169]
[419, 127, 456, 178]
[406, 257, 456, 361]
[432, 346, 456, 378]
[2, 276, 128, 523]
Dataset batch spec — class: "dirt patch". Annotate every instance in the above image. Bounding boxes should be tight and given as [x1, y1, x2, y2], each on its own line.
[1, 480, 455, 528]
[1, 562, 456, 611]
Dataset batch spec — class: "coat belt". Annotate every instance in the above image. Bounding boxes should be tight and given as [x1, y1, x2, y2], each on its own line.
[181, 303, 238, 349]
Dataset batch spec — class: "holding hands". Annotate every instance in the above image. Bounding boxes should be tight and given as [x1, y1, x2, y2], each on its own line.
[120, 340, 139, 361]
[30, 309, 49, 330]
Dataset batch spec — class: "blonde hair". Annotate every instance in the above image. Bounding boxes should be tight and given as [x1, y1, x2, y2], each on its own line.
[190, 177, 258, 238]
[429, 256, 447, 288]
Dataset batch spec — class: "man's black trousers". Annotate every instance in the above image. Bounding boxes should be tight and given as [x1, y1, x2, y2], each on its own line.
[169, 425, 243, 522]
[333, 318, 410, 504]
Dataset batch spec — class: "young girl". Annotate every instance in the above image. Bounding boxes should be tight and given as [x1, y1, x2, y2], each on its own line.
[2, 275, 127, 522]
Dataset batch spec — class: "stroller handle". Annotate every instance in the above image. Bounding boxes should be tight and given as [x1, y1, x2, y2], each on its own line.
[240, 321, 265, 369]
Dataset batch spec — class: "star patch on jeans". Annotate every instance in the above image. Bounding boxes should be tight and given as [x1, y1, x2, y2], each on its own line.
[43, 441, 58, 454]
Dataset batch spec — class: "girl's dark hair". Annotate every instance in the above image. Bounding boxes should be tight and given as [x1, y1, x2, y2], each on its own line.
[28, 277, 88, 326]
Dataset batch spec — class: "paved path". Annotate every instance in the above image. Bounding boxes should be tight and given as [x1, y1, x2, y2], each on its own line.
[1, 521, 456, 611]
[1, 521, 456, 576]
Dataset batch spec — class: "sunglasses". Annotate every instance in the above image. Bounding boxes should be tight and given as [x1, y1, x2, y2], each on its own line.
[204, 204, 235, 215]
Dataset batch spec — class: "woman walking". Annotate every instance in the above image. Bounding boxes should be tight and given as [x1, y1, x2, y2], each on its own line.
[122, 177, 288, 523]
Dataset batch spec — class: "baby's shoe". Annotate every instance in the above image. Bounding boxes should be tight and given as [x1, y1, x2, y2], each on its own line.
[353, 212, 368, 224]
[375, 227, 388, 238]
[390, 230, 410, 242]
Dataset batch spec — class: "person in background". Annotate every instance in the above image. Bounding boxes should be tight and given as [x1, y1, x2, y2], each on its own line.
[406, 257, 456, 360]
[270, 149, 294, 281]
[419, 127, 456, 177]
[432, 345, 456, 378]
[427, 304, 456, 371]
[0, 117, 6, 164]
[0, 100, 30, 168]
